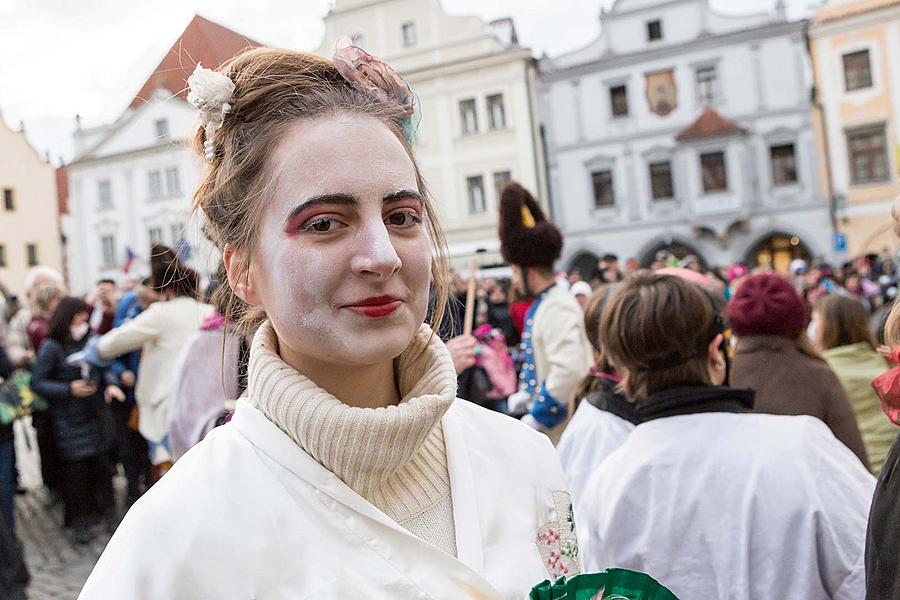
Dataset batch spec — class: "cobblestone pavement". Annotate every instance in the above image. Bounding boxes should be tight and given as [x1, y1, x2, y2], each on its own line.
[12, 418, 118, 600]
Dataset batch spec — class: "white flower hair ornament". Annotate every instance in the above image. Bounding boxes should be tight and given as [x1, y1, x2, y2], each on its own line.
[187, 63, 236, 163]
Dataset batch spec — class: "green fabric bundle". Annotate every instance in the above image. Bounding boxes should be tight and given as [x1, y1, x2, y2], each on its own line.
[530, 568, 679, 600]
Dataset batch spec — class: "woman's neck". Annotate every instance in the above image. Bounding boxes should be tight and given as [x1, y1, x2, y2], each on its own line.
[279, 345, 401, 409]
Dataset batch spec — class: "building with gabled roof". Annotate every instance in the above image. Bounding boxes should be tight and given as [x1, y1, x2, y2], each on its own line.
[0, 114, 64, 298]
[539, 0, 836, 275]
[63, 15, 260, 293]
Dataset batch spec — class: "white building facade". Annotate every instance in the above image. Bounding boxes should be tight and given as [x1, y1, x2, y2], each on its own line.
[64, 93, 214, 294]
[540, 0, 836, 275]
[319, 0, 546, 268]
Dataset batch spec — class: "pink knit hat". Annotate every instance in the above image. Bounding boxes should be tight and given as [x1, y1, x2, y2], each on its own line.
[727, 274, 807, 339]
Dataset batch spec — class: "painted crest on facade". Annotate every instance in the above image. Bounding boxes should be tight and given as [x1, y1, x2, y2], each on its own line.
[646, 69, 677, 117]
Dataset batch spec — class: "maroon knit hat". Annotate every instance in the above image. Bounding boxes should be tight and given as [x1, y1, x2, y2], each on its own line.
[727, 273, 807, 339]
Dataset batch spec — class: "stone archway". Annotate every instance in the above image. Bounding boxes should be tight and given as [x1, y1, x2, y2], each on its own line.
[744, 232, 812, 274]
[638, 239, 707, 269]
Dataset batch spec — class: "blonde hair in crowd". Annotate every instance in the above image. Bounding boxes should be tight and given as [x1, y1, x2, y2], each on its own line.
[190, 48, 450, 336]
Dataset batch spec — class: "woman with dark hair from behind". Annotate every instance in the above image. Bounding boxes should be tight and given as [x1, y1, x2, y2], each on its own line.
[557, 284, 635, 505]
[577, 273, 874, 600]
[813, 295, 893, 473]
[30, 297, 116, 545]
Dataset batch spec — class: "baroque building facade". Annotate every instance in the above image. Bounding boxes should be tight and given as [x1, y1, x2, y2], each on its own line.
[540, 0, 835, 275]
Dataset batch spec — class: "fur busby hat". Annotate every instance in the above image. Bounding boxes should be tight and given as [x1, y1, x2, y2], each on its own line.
[150, 243, 199, 298]
[498, 182, 562, 269]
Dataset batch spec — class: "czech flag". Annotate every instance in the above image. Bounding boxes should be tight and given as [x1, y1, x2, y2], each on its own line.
[123, 246, 136, 273]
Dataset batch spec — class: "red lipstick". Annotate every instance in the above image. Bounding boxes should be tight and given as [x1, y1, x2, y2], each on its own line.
[344, 295, 403, 318]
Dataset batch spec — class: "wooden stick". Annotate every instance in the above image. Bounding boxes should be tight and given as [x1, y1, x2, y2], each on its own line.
[463, 255, 478, 336]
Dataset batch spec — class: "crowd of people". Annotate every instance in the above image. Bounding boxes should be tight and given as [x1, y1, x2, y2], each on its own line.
[1, 42, 899, 599]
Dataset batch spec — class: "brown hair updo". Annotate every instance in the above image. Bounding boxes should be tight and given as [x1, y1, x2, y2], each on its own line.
[191, 47, 449, 336]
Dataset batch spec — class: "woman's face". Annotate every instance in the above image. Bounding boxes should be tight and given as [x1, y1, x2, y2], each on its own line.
[231, 115, 432, 368]
[72, 312, 89, 327]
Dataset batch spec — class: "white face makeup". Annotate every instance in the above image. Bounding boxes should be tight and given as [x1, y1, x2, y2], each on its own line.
[242, 115, 432, 368]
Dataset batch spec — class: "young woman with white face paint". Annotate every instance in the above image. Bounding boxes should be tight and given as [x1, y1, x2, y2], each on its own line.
[79, 47, 578, 599]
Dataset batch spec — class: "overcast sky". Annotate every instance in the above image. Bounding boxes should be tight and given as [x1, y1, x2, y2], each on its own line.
[1, 0, 817, 162]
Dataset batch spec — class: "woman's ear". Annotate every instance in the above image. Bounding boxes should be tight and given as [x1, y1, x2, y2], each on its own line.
[707, 333, 726, 383]
[223, 244, 261, 306]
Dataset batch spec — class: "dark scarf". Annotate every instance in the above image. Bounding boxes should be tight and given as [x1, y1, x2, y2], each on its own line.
[636, 386, 755, 423]
[585, 376, 640, 425]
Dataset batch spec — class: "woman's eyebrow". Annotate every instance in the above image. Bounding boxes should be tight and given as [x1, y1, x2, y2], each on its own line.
[383, 189, 423, 204]
[284, 193, 358, 224]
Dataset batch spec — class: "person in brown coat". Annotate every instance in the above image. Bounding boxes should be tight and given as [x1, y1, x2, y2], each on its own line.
[728, 273, 869, 469]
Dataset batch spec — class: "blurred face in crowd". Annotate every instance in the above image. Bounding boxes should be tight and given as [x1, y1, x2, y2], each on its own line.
[226, 115, 432, 370]
[489, 285, 507, 304]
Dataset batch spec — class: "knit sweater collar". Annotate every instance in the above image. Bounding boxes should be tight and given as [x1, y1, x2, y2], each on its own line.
[247, 320, 457, 498]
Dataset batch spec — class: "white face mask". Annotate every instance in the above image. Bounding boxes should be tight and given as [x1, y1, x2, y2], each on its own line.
[70, 322, 90, 341]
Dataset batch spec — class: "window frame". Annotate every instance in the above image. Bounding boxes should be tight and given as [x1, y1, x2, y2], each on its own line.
[842, 49, 873, 92]
[466, 175, 487, 214]
[165, 166, 181, 196]
[492, 170, 512, 202]
[609, 85, 629, 118]
[590, 169, 615, 208]
[846, 124, 890, 185]
[699, 151, 728, 193]
[25, 243, 38, 267]
[101, 235, 117, 269]
[486, 94, 506, 130]
[97, 179, 113, 210]
[695, 64, 719, 106]
[769, 143, 799, 186]
[147, 169, 162, 198]
[459, 98, 478, 135]
[148, 226, 164, 244]
[648, 160, 675, 200]
[0, 244, 5, 267]
[154, 118, 170, 139]
[3, 188, 13, 211]
[401, 22, 417, 48]
[647, 20, 663, 41]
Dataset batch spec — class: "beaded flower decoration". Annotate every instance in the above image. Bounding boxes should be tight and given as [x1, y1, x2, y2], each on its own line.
[186, 63, 236, 163]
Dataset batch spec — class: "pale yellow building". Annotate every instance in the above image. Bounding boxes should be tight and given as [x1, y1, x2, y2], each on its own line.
[0, 113, 64, 298]
[810, 0, 900, 257]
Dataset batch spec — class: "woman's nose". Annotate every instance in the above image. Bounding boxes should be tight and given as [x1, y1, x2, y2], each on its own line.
[350, 221, 402, 280]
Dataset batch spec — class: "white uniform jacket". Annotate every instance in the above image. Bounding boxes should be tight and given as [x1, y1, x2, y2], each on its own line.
[577, 412, 875, 600]
[79, 398, 578, 599]
[557, 400, 634, 508]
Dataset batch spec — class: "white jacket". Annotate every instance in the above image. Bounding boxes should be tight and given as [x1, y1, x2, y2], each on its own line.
[577, 412, 875, 600]
[98, 297, 214, 463]
[79, 398, 578, 599]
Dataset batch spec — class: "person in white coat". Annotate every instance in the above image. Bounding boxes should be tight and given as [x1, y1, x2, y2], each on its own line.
[557, 284, 636, 505]
[79, 45, 578, 599]
[577, 272, 875, 600]
[499, 183, 593, 442]
[91, 244, 214, 468]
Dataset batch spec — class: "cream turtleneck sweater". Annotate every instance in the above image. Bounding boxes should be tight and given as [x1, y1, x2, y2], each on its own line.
[248, 321, 459, 556]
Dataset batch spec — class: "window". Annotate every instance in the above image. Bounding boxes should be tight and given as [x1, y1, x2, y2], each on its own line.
[155, 118, 169, 139]
[700, 151, 728, 192]
[165, 167, 180, 196]
[649, 161, 674, 200]
[770, 144, 798, 185]
[610, 85, 628, 117]
[695, 65, 718, 105]
[26, 243, 38, 267]
[843, 50, 872, 92]
[101, 235, 117, 269]
[351, 33, 365, 47]
[459, 99, 478, 135]
[847, 125, 889, 184]
[97, 179, 112, 210]
[591, 170, 615, 208]
[0, 245, 6, 267]
[402, 22, 417, 48]
[467, 175, 486, 214]
[3, 188, 13, 211]
[493, 170, 512, 201]
[148, 169, 162, 197]
[171, 223, 183, 244]
[487, 94, 506, 130]
[148, 226, 164, 243]
[647, 20, 663, 41]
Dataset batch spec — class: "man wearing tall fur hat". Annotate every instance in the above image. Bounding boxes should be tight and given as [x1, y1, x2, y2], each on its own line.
[499, 182, 592, 438]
